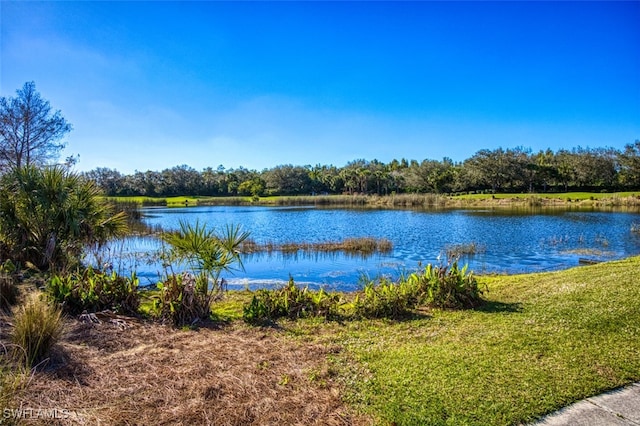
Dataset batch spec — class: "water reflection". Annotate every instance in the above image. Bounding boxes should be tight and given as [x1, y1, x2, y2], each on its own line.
[93, 206, 640, 291]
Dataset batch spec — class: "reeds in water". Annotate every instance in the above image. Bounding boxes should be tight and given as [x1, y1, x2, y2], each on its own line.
[241, 237, 393, 256]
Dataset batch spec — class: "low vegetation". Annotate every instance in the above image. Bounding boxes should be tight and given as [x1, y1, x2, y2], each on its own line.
[243, 260, 483, 323]
[336, 256, 640, 425]
[47, 267, 140, 315]
[243, 277, 342, 324]
[1, 257, 637, 425]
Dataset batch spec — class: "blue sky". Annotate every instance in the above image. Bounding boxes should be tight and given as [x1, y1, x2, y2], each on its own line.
[1, 1, 639, 174]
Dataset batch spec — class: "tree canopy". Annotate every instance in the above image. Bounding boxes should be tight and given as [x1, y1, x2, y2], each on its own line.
[0, 81, 71, 171]
[84, 142, 640, 197]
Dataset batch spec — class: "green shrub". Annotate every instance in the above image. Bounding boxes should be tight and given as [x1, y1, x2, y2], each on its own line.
[11, 293, 63, 368]
[0, 165, 127, 271]
[351, 279, 417, 319]
[242, 263, 483, 323]
[47, 267, 140, 315]
[408, 261, 484, 309]
[243, 277, 341, 324]
[154, 273, 212, 326]
[351, 261, 483, 319]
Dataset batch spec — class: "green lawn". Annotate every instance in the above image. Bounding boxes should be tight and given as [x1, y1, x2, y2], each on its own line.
[455, 191, 638, 200]
[323, 256, 640, 425]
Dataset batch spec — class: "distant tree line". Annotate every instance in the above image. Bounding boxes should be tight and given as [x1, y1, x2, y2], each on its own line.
[1, 82, 638, 197]
[85, 143, 640, 197]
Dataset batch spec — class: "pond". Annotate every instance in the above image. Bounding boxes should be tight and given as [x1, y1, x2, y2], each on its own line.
[97, 205, 640, 291]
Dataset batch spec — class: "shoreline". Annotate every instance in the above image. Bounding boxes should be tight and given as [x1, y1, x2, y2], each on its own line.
[108, 192, 640, 210]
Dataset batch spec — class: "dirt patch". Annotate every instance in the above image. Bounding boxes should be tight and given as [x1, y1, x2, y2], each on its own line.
[10, 318, 369, 425]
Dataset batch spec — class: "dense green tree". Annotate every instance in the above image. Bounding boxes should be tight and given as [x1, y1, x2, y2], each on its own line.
[83, 167, 124, 196]
[618, 141, 640, 188]
[263, 164, 312, 195]
[84, 142, 639, 196]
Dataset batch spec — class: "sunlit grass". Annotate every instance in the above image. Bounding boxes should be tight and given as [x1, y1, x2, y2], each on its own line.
[455, 191, 638, 200]
[330, 256, 640, 425]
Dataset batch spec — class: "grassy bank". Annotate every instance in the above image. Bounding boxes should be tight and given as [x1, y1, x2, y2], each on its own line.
[329, 255, 640, 425]
[3, 257, 639, 425]
[107, 192, 640, 209]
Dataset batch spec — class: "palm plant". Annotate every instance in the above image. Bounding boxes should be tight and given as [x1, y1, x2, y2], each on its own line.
[157, 220, 249, 325]
[0, 165, 127, 271]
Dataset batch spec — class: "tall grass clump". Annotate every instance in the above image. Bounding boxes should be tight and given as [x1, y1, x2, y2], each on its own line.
[243, 277, 341, 324]
[444, 242, 484, 259]
[10, 293, 63, 369]
[47, 267, 140, 315]
[157, 221, 249, 325]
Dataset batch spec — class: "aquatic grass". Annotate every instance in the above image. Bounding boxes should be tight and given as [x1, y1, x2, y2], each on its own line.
[444, 242, 484, 258]
[240, 237, 393, 256]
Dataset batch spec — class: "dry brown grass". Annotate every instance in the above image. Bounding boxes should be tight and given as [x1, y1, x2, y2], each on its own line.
[8, 318, 368, 425]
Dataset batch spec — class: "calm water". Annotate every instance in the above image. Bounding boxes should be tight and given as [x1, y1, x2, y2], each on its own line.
[99, 206, 640, 291]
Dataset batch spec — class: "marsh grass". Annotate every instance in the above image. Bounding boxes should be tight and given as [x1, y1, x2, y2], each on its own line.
[10, 293, 63, 369]
[241, 237, 393, 256]
[444, 242, 484, 258]
[109, 192, 640, 211]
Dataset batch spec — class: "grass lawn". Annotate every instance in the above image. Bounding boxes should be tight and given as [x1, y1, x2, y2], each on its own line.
[454, 191, 638, 200]
[321, 256, 640, 425]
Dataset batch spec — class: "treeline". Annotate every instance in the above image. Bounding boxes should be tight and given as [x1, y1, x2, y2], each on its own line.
[84, 143, 640, 197]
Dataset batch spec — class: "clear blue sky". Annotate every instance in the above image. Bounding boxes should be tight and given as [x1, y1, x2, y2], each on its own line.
[1, 1, 639, 174]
